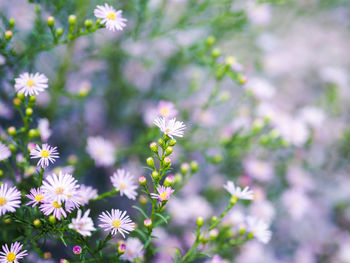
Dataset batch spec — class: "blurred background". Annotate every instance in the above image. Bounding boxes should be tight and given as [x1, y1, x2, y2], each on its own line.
[1, 0, 350, 262]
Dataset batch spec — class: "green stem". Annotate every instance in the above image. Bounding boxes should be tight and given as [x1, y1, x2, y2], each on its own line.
[91, 189, 118, 202]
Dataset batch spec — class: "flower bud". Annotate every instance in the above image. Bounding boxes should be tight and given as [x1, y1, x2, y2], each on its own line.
[151, 171, 159, 180]
[144, 218, 152, 228]
[253, 119, 264, 132]
[7, 126, 16, 136]
[174, 173, 182, 184]
[165, 146, 173, 156]
[33, 219, 41, 227]
[158, 138, 164, 147]
[0, 170, 3, 177]
[163, 157, 171, 167]
[139, 176, 147, 186]
[139, 195, 148, 205]
[4, 30, 13, 40]
[25, 107, 33, 116]
[196, 216, 204, 227]
[117, 242, 126, 255]
[225, 56, 236, 66]
[269, 129, 280, 139]
[17, 93, 25, 100]
[168, 139, 176, 146]
[4, 217, 11, 224]
[206, 35, 215, 46]
[67, 155, 78, 165]
[44, 252, 52, 259]
[212, 48, 221, 58]
[13, 98, 21, 106]
[230, 196, 238, 206]
[209, 228, 218, 240]
[73, 246, 82, 255]
[47, 16, 55, 27]
[68, 15, 76, 25]
[211, 216, 217, 225]
[84, 19, 93, 29]
[190, 161, 198, 172]
[8, 144, 16, 152]
[164, 175, 175, 187]
[149, 142, 158, 153]
[238, 74, 247, 84]
[199, 234, 208, 244]
[59, 259, 69, 263]
[9, 18, 15, 28]
[29, 95, 36, 102]
[56, 28, 64, 37]
[146, 157, 154, 167]
[49, 215, 56, 224]
[247, 232, 254, 239]
[180, 163, 189, 174]
[238, 226, 246, 235]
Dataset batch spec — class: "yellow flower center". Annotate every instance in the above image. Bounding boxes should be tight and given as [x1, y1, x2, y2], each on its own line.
[119, 183, 126, 190]
[160, 107, 169, 116]
[53, 201, 61, 208]
[35, 194, 44, 202]
[160, 192, 168, 200]
[26, 79, 35, 87]
[55, 187, 64, 195]
[107, 12, 116, 20]
[41, 150, 50, 158]
[0, 197, 6, 206]
[165, 128, 170, 134]
[6, 252, 16, 262]
[112, 219, 121, 228]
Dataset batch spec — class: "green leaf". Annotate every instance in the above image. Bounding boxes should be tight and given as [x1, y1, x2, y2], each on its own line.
[132, 205, 148, 218]
[134, 228, 147, 241]
[59, 235, 67, 247]
[174, 248, 181, 263]
[155, 212, 168, 224]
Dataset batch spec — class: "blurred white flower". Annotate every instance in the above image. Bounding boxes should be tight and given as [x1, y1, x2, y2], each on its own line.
[245, 78, 276, 100]
[86, 136, 116, 167]
[154, 117, 186, 138]
[246, 216, 272, 244]
[282, 188, 310, 220]
[38, 118, 52, 142]
[244, 158, 274, 182]
[223, 181, 254, 200]
[120, 238, 144, 261]
[69, 209, 96, 237]
[0, 142, 11, 161]
[15, 72, 48, 96]
[110, 169, 138, 200]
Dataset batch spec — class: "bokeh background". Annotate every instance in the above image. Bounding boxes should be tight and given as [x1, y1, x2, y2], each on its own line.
[1, 0, 350, 262]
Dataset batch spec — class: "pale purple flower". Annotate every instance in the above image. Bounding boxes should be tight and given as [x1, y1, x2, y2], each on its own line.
[110, 169, 138, 200]
[94, 3, 127, 31]
[223, 181, 254, 200]
[26, 188, 44, 207]
[157, 101, 178, 119]
[86, 136, 115, 167]
[120, 238, 144, 261]
[0, 183, 21, 216]
[0, 242, 28, 263]
[153, 117, 186, 138]
[0, 142, 11, 161]
[39, 200, 67, 220]
[151, 185, 174, 202]
[69, 209, 96, 237]
[30, 144, 59, 168]
[98, 209, 135, 238]
[14, 72, 48, 96]
[77, 185, 98, 206]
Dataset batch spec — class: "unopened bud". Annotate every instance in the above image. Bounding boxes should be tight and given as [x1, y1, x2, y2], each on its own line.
[209, 228, 218, 240]
[67, 155, 78, 165]
[26, 107, 33, 116]
[44, 252, 52, 259]
[164, 175, 175, 187]
[212, 48, 221, 58]
[8, 126, 16, 136]
[47, 16, 55, 27]
[33, 219, 41, 227]
[150, 142, 158, 153]
[139, 195, 148, 205]
[225, 56, 236, 66]
[163, 157, 171, 167]
[68, 15, 76, 25]
[56, 28, 63, 37]
[190, 161, 198, 172]
[151, 171, 159, 180]
[73, 246, 82, 255]
[84, 19, 93, 29]
[196, 217, 204, 227]
[158, 138, 165, 147]
[180, 163, 189, 174]
[139, 176, 147, 186]
[165, 146, 173, 156]
[9, 18, 15, 28]
[4, 30, 13, 40]
[206, 35, 215, 46]
[146, 157, 154, 167]
[49, 215, 56, 224]
[13, 98, 21, 106]
[168, 139, 176, 146]
[144, 218, 152, 228]
[211, 216, 217, 225]
[117, 243, 126, 255]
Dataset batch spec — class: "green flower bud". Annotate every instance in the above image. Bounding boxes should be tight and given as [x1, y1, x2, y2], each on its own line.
[56, 28, 63, 37]
[117, 242, 126, 255]
[158, 138, 165, 147]
[238, 74, 247, 84]
[146, 157, 154, 167]
[13, 98, 21, 107]
[164, 175, 175, 187]
[29, 95, 36, 103]
[247, 232, 254, 239]
[174, 173, 182, 184]
[144, 218, 152, 228]
[28, 129, 38, 138]
[212, 48, 221, 58]
[67, 154, 78, 165]
[8, 144, 16, 152]
[168, 139, 176, 146]
[253, 119, 264, 132]
[163, 157, 171, 167]
[149, 142, 158, 153]
[84, 19, 93, 29]
[151, 171, 159, 180]
[199, 234, 208, 244]
[190, 161, 199, 172]
[7, 126, 16, 136]
[225, 56, 236, 66]
[206, 35, 215, 46]
[165, 146, 173, 156]
[17, 93, 25, 100]
[9, 18, 15, 28]
[4, 217, 11, 224]
[139, 176, 147, 186]
[47, 16, 55, 27]
[4, 30, 13, 40]
[49, 215, 56, 224]
[209, 228, 218, 240]
[180, 163, 189, 174]
[211, 216, 217, 225]
[230, 196, 238, 206]
[269, 129, 280, 139]
[33, 219, 41, 227]
[0, 170, 3, 177]
[68, 15, 77, 25]
[25, 107, 33, 116]
[139, 195, 148, 205]
[196, 216, 204, 227]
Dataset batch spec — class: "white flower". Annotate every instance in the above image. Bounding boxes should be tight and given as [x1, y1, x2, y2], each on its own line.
[86, 136, 116, 167]
[39, 200, 67, 220]
[120, 238, 144, 261]
[0, 241, 28, 263]
[110, 169, 138, 200]
[246, 216, 272, 244]
[0, 143, 11, 161]
[30, 143, 59, 168]
[14, 72, 48, 96]
[223, 181, 254, 200]
[38, 118, 51, 142]
[98, 209, 135, 238]
[153, 117, 186, 139]
[0, 184, 21, 216]
[41, 172, 80, 206]
[69, 209, 96, 237]
[94, 3, 127, 31]
[77, 185, 98, 206]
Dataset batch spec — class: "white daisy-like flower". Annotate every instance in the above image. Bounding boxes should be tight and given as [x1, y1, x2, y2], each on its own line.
[98, 209, 135, 238]
[41, 171, 80, 205]
[39, 200, 67, 220]
[14, 72, 48, 96]
[0, 183, 21, 216]
[120, 238, 144, 261]
[30, 144, 59, 168]
[0, 142, 11, 161]
[69, 209, 96, 237]
[94, 3, 127, 31]
[110, 169, 138, 200]
[246, 216, 272, 244]
[38, 118, 51, 142]
[0, 241, 28, 263]
[223, 181, 254, 200]
[25, 188, 44, 207]
[77, 185, 98, 206]
[153, 117, 186, 139]
[86, 136, 116, 167]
